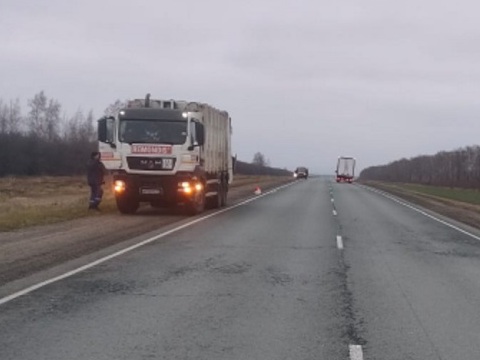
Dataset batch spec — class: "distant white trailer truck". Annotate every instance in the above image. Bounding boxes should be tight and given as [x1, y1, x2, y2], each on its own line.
[336, 156, 356, 183]
[98, 94, 233, 215]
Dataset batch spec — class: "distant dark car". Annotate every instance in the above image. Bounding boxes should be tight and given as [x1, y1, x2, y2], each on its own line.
[294, 167, 309, 179]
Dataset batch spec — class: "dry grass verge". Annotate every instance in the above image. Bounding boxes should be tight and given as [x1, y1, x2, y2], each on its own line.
[0, 176, 117, 231]
[0, 175, 289, 231]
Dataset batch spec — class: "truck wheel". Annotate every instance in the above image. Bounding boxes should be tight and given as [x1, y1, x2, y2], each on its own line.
[186, 188, 205, 215]
[207, 181, 225, 209]
[220, 185, 227, 207]
[116, 196, 139, 214]
[206, 190, 221, 209]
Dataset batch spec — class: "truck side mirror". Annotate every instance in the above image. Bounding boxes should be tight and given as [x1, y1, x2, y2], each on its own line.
[98, 118, 108, 142]
[98, 116, 115, 146]
[195, 122, 205, 146]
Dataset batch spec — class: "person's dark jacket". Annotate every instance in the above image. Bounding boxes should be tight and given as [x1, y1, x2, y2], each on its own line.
[87, 159, 106, 185]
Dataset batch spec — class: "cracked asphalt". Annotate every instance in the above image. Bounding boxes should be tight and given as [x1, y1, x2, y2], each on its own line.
[2, 177, 480, 359]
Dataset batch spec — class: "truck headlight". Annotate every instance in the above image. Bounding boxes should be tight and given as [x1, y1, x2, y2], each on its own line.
[114, 180, 126, 193]
[178, 181, 202, 194]
[180, 181, 193, 194]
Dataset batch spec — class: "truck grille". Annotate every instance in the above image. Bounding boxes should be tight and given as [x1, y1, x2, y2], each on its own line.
[127, 157, 176, 171]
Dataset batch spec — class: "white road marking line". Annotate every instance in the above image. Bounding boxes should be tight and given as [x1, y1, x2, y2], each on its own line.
[333, 210, 337, 216]
[360, 184, 480, 242]
[336, 235, 344, 249]
[349, 344, 364, 360]
[0, 181, 296, 307]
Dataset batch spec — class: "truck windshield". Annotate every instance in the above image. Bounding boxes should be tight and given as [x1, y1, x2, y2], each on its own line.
[119, 119, 187, 145]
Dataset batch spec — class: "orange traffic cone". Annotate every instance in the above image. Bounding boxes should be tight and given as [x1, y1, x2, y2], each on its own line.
[254, 186, 262, 195]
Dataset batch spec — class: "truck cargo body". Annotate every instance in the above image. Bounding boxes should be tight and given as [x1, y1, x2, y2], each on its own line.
[98, 97, 232, 214]
[336, 156, 355, 183]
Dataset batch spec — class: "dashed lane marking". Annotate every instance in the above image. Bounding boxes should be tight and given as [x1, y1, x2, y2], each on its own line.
[336, 235, 344, 250]
[349, 344, 364, 360]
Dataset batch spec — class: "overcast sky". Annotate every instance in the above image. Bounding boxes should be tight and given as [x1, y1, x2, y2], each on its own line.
[1, 0, 479, 173]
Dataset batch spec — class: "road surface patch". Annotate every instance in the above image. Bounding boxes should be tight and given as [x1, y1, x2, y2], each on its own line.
[0, 181, 296, 306]
[360, 185, 480, 242]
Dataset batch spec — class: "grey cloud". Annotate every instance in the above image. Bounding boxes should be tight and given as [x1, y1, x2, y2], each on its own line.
[1, 0, 480, 173]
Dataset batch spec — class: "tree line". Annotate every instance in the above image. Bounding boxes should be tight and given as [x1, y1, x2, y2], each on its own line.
[359, 145, 480, 188]
[0, 93, 291, 178]
[0, 91, 96, 176]
[236, 160, 291, 176]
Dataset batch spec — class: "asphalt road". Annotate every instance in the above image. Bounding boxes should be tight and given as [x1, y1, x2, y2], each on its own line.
[2, 177, 480, 359]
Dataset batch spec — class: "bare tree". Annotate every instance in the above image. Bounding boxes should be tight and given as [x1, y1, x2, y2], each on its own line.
[7, 99, 22, 134]
[64, 109, 95, 142]
[104, 99, 126, 117]
[0, 100, 7, 134]
[82, 110, 95, 142]
[45, 98, 61, 140]
[28, 91, 47, 137]
[0, 99, 22, 134]
[65, 110, 84, 142]
[27, 91, 61, 140]
[252, 152, 267, 167]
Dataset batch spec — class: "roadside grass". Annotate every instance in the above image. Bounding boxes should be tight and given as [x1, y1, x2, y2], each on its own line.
[400, 184, 480, 206]
[363, 181, 480, 206]
[0, 174, 289, 231]
[0, 176, 116, 232]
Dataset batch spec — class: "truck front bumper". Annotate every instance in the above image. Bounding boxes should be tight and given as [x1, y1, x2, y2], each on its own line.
[112, 172, 202, 205]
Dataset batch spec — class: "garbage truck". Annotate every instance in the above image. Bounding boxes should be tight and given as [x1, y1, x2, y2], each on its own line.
[98, 94, 233, 215]
[336, 156, 356, 183]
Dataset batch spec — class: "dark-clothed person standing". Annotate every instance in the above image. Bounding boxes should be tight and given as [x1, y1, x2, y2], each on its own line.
[87, 151, 106, 210]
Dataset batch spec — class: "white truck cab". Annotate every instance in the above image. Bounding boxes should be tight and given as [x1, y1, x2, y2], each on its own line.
[98, 95, 232, 215]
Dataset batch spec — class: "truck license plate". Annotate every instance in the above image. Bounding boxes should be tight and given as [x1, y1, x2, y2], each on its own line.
[162, 158, 174, 169]
[141, 188, 162, 195]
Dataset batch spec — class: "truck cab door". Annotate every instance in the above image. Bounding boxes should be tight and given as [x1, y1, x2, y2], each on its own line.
[98, 117, 122, 169]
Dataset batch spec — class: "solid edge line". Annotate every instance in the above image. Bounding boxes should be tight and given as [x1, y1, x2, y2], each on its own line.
[0, 181, 296, 306]
[359, 184, 480, 242]
[336, 235, 344, 250]
[349, 344, 364, 360]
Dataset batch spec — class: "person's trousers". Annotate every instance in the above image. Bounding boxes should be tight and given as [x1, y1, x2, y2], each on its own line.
[89, 184, 103, 208]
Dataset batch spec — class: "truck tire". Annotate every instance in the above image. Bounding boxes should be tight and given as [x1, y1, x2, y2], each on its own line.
[186, 188, 205, 215]
[220, 184, 227, 207]
[206, 190, 221, 209]
[116, 196, 139, 214]
[207, 180, 224, 209]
